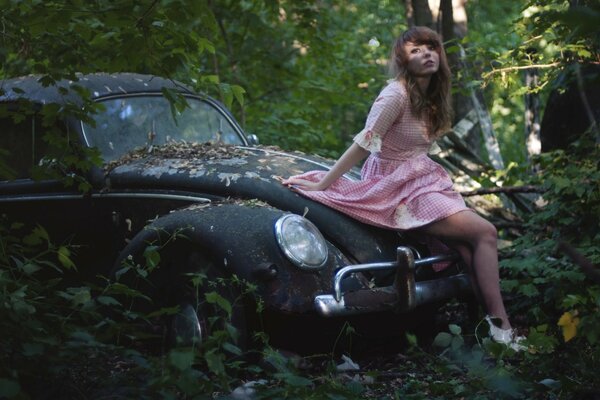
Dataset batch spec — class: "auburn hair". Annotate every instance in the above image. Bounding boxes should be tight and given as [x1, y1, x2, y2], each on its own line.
[389, 26, 453, 138]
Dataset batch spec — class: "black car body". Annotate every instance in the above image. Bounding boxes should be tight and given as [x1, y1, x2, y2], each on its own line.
[0, 73, 471, 350]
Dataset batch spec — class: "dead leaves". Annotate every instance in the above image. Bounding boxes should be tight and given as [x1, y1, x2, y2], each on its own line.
[104, 141, 251, 171]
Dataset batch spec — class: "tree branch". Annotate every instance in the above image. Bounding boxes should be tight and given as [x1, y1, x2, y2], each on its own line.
[482, 62, 561, 79]
[461, 185, 544, 197]
[136, 0, 160, 27]
[574, 63, 600, 143]
[557, 241, 600, 284]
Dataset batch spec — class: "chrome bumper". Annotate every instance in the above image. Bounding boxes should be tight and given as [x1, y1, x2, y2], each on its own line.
[314, 246, 472, 317]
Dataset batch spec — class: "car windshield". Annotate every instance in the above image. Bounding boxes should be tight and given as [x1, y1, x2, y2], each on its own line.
[82, 95, 245, 161]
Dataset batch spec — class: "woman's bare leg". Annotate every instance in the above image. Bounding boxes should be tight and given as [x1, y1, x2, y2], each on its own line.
[419, 210, 512, 329]
[443, 240, 485, 304]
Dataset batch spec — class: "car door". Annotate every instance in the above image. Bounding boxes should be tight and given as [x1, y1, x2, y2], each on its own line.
[0, 110, 111, 275]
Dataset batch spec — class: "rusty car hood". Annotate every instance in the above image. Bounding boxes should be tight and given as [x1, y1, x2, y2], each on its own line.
[103, 142, 400, 263]
[104, 143, 343, 187]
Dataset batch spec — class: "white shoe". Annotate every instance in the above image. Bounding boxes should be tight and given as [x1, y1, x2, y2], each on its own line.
[485, 315, 526, 351]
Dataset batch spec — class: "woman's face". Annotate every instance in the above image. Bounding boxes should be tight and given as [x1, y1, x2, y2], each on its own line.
[404, 42, 440, 77]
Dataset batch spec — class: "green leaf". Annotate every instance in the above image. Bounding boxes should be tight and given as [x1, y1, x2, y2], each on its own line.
[231, 84, 246, 107]
[405, 332, 418, 347]
[520, 283, 540, 297]
[220, 84, 234, 109]
[450, 335, 465, 351]
[205, 291, 232, 316]
[146, 305, 181, 318]
[198, 37, 215, 54]
[222, 342, 242, 356]
[538, 378, 561, 390]
[96, 296, 121, 306]
[58, 246, 76, 269]
[274, 371, 313, 387]
[204, 349, 225, 375]
[22, 342, 45, 357]
[433, 332, 452, 348]
[143, 245, 161, 270]
[70, 287, 92, 306]
[0, 379, 20, 398]
[70, 330, 96, 344]
[449, 324, 462, 335]
[21, 262, 41, 275]
[23, 225, 49, 246]
[169, 349, 195, 371]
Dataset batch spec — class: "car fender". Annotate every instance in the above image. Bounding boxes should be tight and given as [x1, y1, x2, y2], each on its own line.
[112, 202, 348, 313]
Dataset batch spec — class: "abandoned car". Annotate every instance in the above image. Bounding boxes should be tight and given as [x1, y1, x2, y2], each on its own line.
[0, 73, 472, 351]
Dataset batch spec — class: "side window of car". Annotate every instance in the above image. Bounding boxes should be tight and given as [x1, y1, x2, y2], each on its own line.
[0, 115, 35, 180]
[0, 113, 50, 180]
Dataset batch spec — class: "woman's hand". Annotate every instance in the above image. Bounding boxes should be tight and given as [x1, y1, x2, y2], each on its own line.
[282, 143, 369, 192]
[282, 177, 328, 191]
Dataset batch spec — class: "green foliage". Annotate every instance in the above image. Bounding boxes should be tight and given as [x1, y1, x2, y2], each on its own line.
[463, 0, 599, 164]
[200, 0, 406, 157]
[1, 0, 600, 398]
[0, 0, 219, 82]
[0, 219, 126, 397]
[500, 133, 600, 324]
[493, 133, 600, 393]
[0, 217, 371, 398]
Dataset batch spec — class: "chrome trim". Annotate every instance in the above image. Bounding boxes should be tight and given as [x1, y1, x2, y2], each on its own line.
[314, 246, 467, 317]
[94, 193, 212, 203]
[274, 214, 328, 270]
[332, 250, 459, 301]
[314, 274, 470, 317]
[314, 294, 347, 317]
[333, 262, 396, 302]
[171, 303, 204, 346]
[0, 192, 212, 203]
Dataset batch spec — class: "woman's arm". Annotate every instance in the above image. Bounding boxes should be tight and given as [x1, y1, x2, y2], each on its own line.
[282, 143, 369, 191]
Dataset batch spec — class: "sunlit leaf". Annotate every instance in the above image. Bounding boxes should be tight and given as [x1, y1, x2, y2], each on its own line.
[557, 311, 580, 342]
[58, 246, 76, 269]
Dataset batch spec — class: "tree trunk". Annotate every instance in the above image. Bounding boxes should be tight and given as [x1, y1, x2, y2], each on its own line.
[411, 0, 434, 28]
[524, 67, 541, 160]
[440, 0, 454, 44]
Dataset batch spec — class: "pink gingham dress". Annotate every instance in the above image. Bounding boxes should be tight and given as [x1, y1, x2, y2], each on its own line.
[291, 80, 468, 231]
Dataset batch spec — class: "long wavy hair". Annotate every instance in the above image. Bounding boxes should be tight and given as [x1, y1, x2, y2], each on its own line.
[389, 26, 453, 138]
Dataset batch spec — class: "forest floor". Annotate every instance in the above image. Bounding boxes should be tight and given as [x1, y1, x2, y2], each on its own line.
[43, 302, 514, 399]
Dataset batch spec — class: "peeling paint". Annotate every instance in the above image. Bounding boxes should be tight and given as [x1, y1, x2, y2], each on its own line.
[141, 166, 166, 178]
[211, 157, 248, 167]
[218, 172, 242, 186]
[244, 171, 270, 182]
[188, 168, 207, 178]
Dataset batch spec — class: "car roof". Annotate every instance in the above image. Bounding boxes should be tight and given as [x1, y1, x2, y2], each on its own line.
[0, 73, 195, 105]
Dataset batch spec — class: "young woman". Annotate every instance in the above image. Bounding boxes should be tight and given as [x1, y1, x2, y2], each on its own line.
[282, 26, 524, 349]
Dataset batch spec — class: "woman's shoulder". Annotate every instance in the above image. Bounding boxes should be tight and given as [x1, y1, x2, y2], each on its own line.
[380, 79, 408, 98]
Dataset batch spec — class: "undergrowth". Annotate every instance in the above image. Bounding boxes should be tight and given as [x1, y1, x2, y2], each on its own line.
[1, 133, 599, 399]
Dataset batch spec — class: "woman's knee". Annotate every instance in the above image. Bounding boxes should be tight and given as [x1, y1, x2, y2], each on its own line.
[477, 219, 497, 245]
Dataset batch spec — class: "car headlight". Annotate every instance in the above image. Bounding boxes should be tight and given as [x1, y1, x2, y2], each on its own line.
[274, 214, 328, 270]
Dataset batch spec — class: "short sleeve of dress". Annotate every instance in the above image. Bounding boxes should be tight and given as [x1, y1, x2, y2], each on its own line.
[353, 81, 407, 153]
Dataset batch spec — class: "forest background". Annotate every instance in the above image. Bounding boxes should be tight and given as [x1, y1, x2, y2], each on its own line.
[1, 0, 599, 398]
